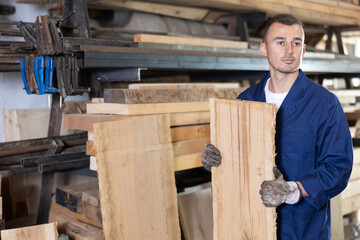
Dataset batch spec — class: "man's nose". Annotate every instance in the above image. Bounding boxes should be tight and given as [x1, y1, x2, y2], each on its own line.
[284, 43, 293, 54]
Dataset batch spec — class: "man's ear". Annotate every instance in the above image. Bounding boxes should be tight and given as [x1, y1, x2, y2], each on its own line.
[260, 42, 267, 56]
[302, 44, 306, 56]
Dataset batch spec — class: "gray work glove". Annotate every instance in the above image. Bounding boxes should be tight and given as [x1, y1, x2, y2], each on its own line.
[201, 144, 222, 171]
[259, 167, 301, 207]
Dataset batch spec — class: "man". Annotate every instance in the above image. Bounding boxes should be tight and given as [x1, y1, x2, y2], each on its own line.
[202, 14, 353, 240]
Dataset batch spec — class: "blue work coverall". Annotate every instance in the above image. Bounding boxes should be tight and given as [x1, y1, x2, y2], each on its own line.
[237, 69, 353, 240]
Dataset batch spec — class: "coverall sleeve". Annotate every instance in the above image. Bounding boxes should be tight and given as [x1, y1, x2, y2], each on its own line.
[299, 98, 353, 210]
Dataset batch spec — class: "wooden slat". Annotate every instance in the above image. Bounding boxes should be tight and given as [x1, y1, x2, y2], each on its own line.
[128, 83, 240, 89]
[65, 112, 210, 131]
[93, 115, 180, 240]
[331, 195, 344, 240]
[210, 98, 276, 240]
[178, 187, 213, 240]
[87, 102, 209, 115]
[349, 163, 360, 181]
[174, 153, 202, 171]
[104, 88, 242, 104]
[1, 222, 58, 240]
[171, 124, 210, 142]
[134, 34, 248, 49]
[173, 138, 210, 156]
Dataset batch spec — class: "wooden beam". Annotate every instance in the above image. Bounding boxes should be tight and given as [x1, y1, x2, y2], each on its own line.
[210, 98, 276, 240]
[104, 88, 242, 104]
[65, 112, 210, 131]
[87, 102, 209, 115]
[171, 124, 210, 142]
[133, 34, 248, 49]
[331, 195, 344, 240]
[1, 222, 58, 240]
[93, 115, 181, 239]
[128, 83, 240, 89]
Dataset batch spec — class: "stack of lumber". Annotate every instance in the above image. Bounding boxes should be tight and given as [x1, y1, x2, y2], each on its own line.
[97, 0, 360, 26]
[0, 222, 59, 240]
[64, 83, 243, 172]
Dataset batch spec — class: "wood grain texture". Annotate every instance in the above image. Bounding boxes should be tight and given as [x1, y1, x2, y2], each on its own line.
[104, 88, 242, 104]
[134, 34, 248, 49]
[210, 98, 276, 240]
[65, 112, 209, 131]
[128, 83, 240, 89]
[87, 102, 209, 115]
[171, 124, 210, 142]
[1, 222, 58, 240]
[93, 115, 180, 240]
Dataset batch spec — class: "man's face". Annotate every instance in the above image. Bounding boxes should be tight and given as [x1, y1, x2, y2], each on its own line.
[260, 22, 305, 74]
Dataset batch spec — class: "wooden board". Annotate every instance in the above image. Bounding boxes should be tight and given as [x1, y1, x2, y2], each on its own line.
[210, 98, 276, 240]
[1, 222, 58, 240]
[173, 138, 210, 156]
[88, 0, 217, 22]
[49, 208, 104, 240]
[87, 153, 202, 172]
[331, 195, 344, 240]
[93, 115, 180, 240]
[178, 187, 213, 240]
[87, 102, 209, 115]
[171, 124, 210, 142]
[128, 83, 240, 89]
[134, 34, 248, 49]
[104, 88, 242, 104]
[87, 137, 209, 156]
[65, 112, 210, 131]
[341, 178, 360, 199]
[51, 200, 102, 228]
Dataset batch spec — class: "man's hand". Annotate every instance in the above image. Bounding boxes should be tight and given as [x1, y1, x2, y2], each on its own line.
[259, 167, 301, 207]
[201, 144, 222, 171]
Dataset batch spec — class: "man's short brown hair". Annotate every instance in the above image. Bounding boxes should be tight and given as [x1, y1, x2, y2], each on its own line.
[262, 14, 303, 42]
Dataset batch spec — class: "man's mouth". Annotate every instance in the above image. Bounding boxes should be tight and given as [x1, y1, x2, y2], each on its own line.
[282, 58, 295, 64]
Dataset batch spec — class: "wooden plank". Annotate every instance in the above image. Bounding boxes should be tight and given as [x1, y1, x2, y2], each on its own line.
[49, 208, 104, 240]
[341, 178, 360, 199]
[173, 138, 210, 156]
[87, 102, 209, 115]
[178, 187, 213, 240]
[93, 115, 180, 240]
[1, 222, 58, 240]
[210, 98, 276, 240]
[150, 0, 360, 26]
[87, 137, 209, 156]
[342, 193, 360, 215]
[87, 153, 202, 172]
[174, 154, 202, 171]
[65, 112, 210, 131]
[353, 147, 360, 164]
[51, 200, 102, 228]
[331, 195, 344, 240]
[88, 0, 216, 22]
[133, 34, 248, 49]
[104, 88, 242, 104]
[171, 124, 210, 142]
[128, 83, 240, 89]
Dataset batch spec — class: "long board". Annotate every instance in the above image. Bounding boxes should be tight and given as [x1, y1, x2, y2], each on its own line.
[210, 98, 276, 240]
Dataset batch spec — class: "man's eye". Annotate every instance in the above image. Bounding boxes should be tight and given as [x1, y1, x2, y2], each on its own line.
[293, 42, 301, 47]
[277, 41, 285, 45]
